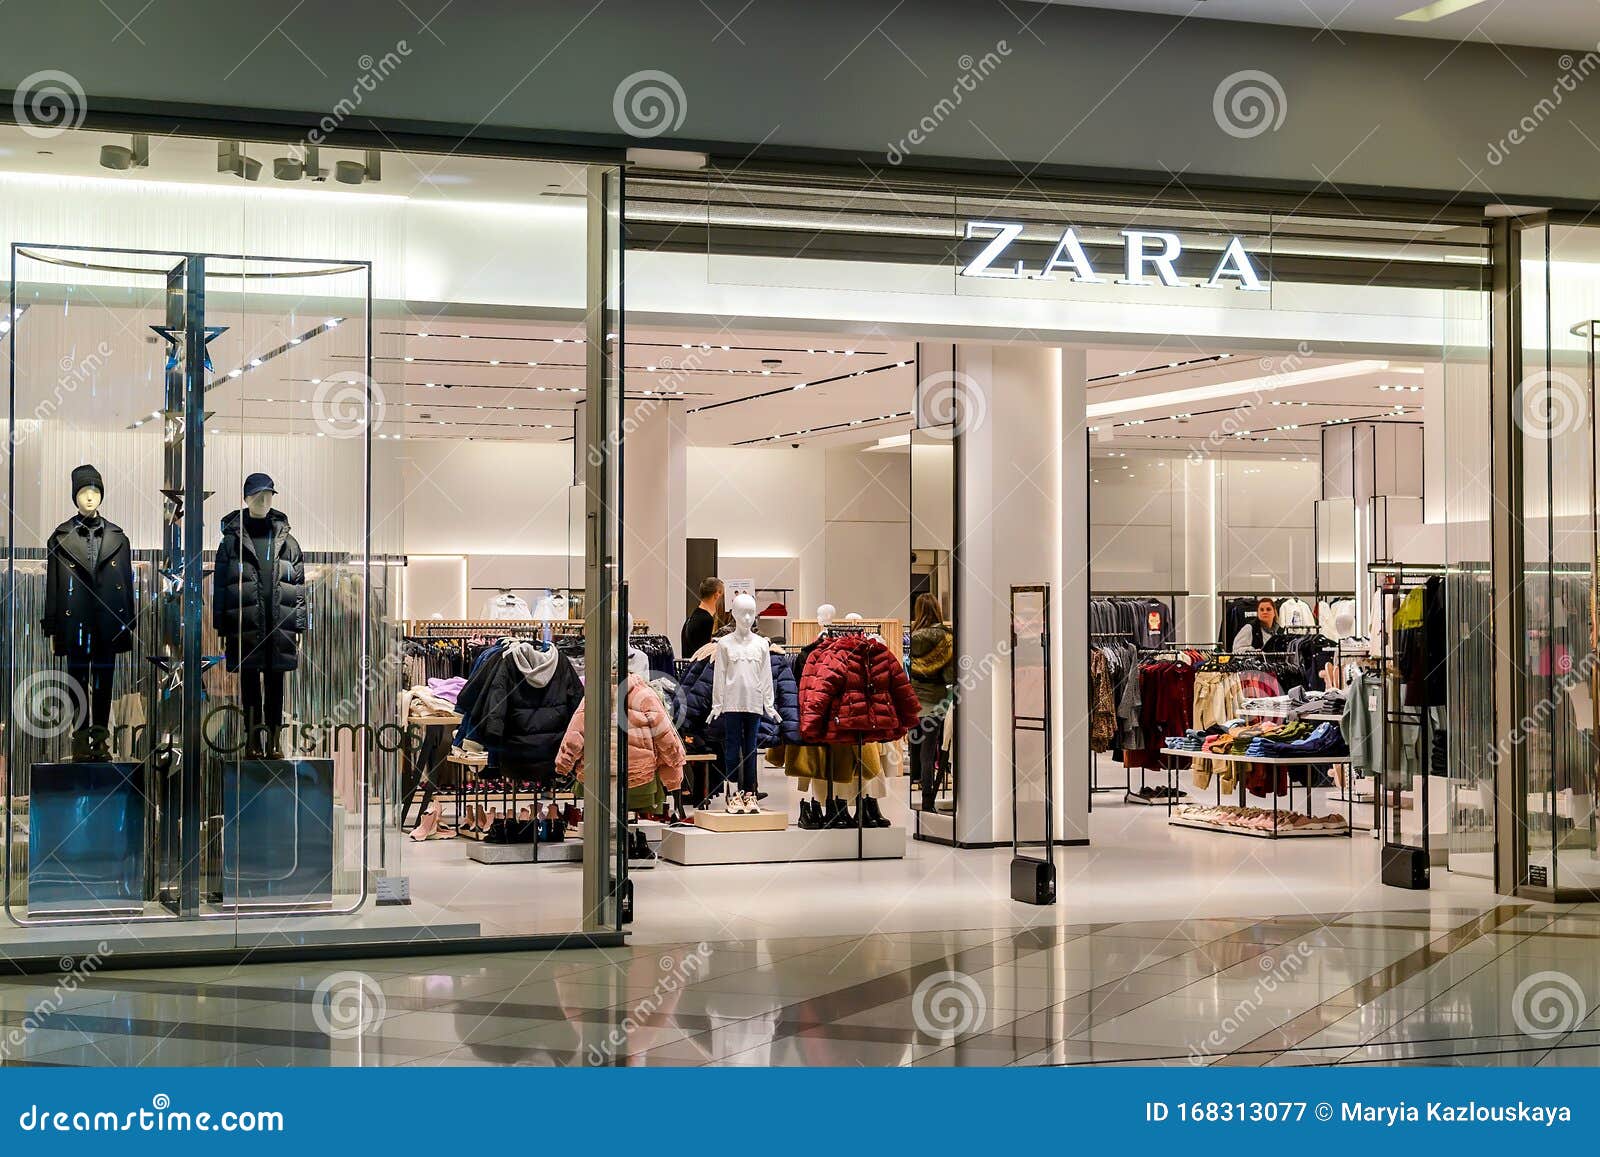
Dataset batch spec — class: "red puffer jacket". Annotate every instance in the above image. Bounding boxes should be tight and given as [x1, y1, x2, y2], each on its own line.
[797, 634, 921, 743]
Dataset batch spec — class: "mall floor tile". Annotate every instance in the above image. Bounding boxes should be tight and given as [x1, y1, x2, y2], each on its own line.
[9, 901, 1600, 1066]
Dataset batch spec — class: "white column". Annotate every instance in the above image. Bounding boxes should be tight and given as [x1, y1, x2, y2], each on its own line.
[954, 344, 1083, 846]
[622, 398, 686, 639]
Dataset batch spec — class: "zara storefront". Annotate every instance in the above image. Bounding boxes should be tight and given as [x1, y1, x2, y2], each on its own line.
[0, 109, 1586, 973]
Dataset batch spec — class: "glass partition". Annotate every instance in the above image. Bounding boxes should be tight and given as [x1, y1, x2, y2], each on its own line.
[1516, 221, 1600, 897]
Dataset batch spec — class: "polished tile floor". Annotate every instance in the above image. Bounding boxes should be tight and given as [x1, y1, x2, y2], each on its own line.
[4, 901, 1600, 1066]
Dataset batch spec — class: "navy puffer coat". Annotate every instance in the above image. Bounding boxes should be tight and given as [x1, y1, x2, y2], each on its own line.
[672, 651, 800, 750]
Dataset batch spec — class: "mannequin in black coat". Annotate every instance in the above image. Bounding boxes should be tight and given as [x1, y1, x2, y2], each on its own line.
[42, 465, 136, 753]
[212, 476, 306, 756]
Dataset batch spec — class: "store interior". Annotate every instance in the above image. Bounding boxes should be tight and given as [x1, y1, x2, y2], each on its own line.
[0, 124, 1560, 962]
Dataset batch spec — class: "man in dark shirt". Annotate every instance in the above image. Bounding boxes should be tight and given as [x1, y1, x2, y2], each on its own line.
[681, 576, 723, 657]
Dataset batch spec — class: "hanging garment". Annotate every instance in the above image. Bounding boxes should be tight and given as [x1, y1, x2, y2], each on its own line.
[797, 633, 921, 743]
[453, 639, 583, 777]
[1278, 597, 1316, 627]
[1088, 648, 1117, 752]
[557, 674, 685, 790]
[531, 592, 569, 620]
[481, 592, 533, 619]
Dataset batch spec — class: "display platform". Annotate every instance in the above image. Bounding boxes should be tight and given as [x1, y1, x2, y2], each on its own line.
[465, 837, 583, 864]
[693, 809, 788, 833]
[28, 760, 146, 916]
[659, 824, 907, 865]
[221, 758, 334, 907]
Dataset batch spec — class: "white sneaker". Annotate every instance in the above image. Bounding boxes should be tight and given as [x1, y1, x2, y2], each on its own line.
[742, 791, 762, 814]
[725, 792, 746, 815]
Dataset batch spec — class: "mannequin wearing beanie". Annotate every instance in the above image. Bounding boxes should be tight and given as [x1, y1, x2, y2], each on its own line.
[42, 464, 136, 759]
[212, 473, 308, 758]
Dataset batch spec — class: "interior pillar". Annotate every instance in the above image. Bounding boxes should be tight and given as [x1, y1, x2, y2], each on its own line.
[954, 344, 1083, 847]
[621, 397, 686, 640]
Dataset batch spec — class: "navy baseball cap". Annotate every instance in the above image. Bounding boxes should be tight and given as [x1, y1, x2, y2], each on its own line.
[243, 472, 276, 498]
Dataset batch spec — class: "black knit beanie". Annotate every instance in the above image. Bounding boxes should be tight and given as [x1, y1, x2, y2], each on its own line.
[71, 464, 104, 500]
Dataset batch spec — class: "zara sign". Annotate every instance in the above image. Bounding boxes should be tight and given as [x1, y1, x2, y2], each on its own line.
[959, 220, 1267, 291]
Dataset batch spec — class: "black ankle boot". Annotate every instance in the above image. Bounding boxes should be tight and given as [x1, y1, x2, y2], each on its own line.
[798, 799, 821, 829]
[862, 797, 891, 828]
[824, 798, 852, 829]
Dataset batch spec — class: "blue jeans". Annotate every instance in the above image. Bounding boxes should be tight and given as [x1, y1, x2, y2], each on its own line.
[721, 711, 761, 793]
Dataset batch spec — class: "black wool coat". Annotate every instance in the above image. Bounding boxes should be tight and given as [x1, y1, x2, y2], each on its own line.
[42, 516, 137, 657]
[211, 509, 308, 672]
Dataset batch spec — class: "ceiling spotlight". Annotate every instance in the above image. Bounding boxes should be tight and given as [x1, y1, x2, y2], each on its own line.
[334, 149, 384, 186]
[217, 141, 261, 182]
[99, 134, 149, 171]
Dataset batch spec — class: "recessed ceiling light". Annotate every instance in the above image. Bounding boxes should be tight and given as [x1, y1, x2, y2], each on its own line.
[1397, 0, 1491, 22]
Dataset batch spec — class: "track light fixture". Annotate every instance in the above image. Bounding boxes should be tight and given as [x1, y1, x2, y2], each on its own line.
[217, 141, 261, 182]
[99, 134, 149, 171]
[272, 145, 324, 182]
[334, 149, 383, 185]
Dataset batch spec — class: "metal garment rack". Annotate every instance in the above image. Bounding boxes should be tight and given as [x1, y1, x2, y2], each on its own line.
[1367, 561, 1446, 887]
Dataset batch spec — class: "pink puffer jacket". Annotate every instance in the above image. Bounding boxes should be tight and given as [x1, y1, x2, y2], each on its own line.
[555, 675, 685, 789]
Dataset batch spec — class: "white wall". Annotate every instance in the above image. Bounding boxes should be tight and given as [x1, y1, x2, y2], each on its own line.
[1090, 454, 1320, 625]
[395, 440, 907, 627]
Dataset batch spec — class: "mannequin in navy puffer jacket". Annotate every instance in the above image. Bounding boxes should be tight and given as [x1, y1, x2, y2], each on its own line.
[673, 651, 800, 750]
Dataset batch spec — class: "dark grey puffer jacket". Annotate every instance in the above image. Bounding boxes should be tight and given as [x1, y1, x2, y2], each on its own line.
[211, 509, 307, 672]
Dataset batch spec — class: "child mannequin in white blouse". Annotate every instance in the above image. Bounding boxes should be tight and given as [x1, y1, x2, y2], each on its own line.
[710, 593, 779, 813]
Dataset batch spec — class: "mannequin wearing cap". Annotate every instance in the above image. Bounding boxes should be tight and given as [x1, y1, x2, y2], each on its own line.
[212, 473, 307, 758]
[708, 593, 779, 814]
[42, 464, 136, 759]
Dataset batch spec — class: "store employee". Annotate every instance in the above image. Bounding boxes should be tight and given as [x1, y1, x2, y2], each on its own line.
[681, 576, 724, 657]
[1231, 596, 1285, 652]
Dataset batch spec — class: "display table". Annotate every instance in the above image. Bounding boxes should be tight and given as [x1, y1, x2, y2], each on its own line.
[659, 823, 906, 865]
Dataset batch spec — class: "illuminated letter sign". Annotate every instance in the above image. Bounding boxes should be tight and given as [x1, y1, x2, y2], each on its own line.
[958, 220, 1267, 290]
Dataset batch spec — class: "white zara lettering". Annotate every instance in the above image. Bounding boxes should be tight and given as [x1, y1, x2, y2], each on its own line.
[958, 220, 1267, 290]
[960, 220, 1026, 278]
[1120, 230, 1183, 287]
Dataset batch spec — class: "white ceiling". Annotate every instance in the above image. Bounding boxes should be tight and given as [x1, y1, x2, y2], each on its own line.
[1087, 345, 1429, 458]
[1044, 0, 1600, 51]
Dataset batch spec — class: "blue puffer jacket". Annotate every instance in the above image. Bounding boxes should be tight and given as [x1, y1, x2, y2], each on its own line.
[671, 651, 801, 751]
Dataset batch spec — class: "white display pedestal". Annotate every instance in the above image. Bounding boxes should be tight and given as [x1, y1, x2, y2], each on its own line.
[659, 823, 907, 866]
